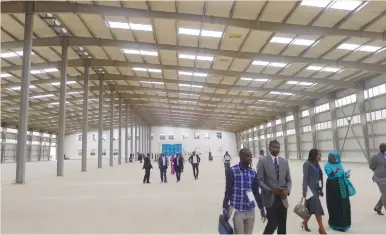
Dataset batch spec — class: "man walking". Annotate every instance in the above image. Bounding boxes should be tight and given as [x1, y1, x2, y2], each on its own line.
[142, 153, 153, 184]
[222, 148, 266, 234]
[189, 151, 201, 180]
[223, 151, 231, 176]
[257, 140, 292, 234]
[174, 153, 184, 182]
[369, 143, 386, 216]
[158, 153, 168, 183]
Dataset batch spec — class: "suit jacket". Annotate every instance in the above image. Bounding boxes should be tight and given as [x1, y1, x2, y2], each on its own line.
[256, 155, 292, 208]
[158, 156, 169, 169]
[143, 157, 153, 170]
[189, 154, 201, 164]
[173, 156, 184, 171]
[369, 152, 386, 184]
[302, 161, 323, 196]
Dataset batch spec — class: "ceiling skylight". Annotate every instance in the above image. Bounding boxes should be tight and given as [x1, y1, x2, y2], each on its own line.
[240, 77, 269, 82]
[270, 37, 293, 44]
[105, 21, 153, 31]
[330, 1, 363, 10]
[270, 91, 293, 96]
[270, 37, 316, 46]
[178, 71, 207, 77]
[178, 84, 203, 88]
[287, 81, 315, 86]
[252, 61, 288, 67]
[252, 61, 270, 66]
[1, 73, 11, 78]
[132, 67, 162, 73]
[8, 85, 36, 91]
[30, 68, 59, 74]
[0, 51, 35, 58]
[179, 93, 200, 97]
[258, 100, 277, 103]
[306, 66, 323, 71]
[51, 81, 76, 86]
[338, 43, 360, 50]
[358, 45, 382, 52]
[301, 0, 330, 8]
[31, 94, 55, 99]
[122, 49, 158, 56]
[178, 54, 214, 61]
[269, 62, 288, 68]
[292, 39, 315, 46]
[321, 67, 341, 72]
[139, 81, 164, 85]
[178, 28, 222, 38]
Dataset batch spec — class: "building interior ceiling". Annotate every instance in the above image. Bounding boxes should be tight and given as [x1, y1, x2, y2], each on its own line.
[1, 0, 386, 134]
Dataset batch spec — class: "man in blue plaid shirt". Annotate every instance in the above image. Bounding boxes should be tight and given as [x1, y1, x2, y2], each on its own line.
[222, 148, 266, 234]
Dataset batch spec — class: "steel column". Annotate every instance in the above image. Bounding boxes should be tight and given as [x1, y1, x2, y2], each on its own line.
[264, 123, 269, 154]
[39, 134, 43, 161]
[357, 90, 371, 161]
[292, 108, 302, 159]
[98, 76, 104, 168]
[130, 107, 134, 159]
[142, 124, 145, 154]
[124, 103, 128, 163]
[15, 2, 34, 183]
[329, 100, 339, 151]
[134, 113, 137, 158]
[257, 128, 262, 155]
[109, 92, 114, 167]
[149, 126, 151, 153]
[308, 106, 317, 149]
[282, 117, 289, 159]
[57, 36, 69, 177]
[81, 61, 89, 172]
[118, 98, 122, 165]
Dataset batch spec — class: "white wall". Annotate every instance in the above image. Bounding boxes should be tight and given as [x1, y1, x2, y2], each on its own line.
[150, 126, 237, 157]
[64, 126, 237, 159]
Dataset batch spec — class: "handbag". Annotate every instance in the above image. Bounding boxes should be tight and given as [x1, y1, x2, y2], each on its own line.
[294, 197, 310, 220]
[346, 178, 356, 196]
[218, 214, 233, 234]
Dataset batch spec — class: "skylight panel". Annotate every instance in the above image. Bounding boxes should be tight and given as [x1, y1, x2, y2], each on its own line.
[122, 49, 158, 56]
[179, 84, 203, 88]
[252, 60, 270, 66]
[191, 85, 203, 88]
[270, 62, 287, 68]
[194, 72, 207, 77]
[299, 82, 315, 86]
[270, 91, 281, 95]
[50, 81, 76, 86]
[179, 54, 196, 60]
[179, 71, 193, 76]
[307, 66, 323, 71]
[196, 55, 214, 61]
[358, 45, 382, 52]
[43, 68, 59, 73]
[132, 67, 147, 71]
[301, 0, 330, 7]
[270, 91, 293, 96]
[105, 21, 130, 29]
[338, 43, 360, 50]
[139, 81, 164, 85]
[31, 94, 55, 99]
[241, 77, 253, 81]
[140, 50, 158, 56]
[9, 85, 36, 90]
[281, 92, 293, 96]
[0, 51, 35, 58]
[129, 23, 153, 31]
[0, 73, 11, 78]
[292, 39, 315, 46]
[322, 67, 341, 72]
[270, 37, 293, 44]
[287, 81, 299, 85]
[148, 69, 162, 73]
[201, 30, 223, 38]
[179, 28, 200, 36]
[254, 78, 269, 82]
[122, 49, 140, 54]
[330, 1, 362, 10]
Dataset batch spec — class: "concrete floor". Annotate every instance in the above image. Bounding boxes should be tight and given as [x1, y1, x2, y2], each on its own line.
[1, 157, 385, 234]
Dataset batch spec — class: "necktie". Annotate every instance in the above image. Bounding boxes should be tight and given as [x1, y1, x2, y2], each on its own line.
[274, 157, 279, 180]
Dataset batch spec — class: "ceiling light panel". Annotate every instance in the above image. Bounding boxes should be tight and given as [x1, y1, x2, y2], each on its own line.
[0, 51, 35, 58]
[330, 1, 363, 10]
[270, 37, 293, 44]
[132, 67, 162, 73]
[1, 73, 11, 78]
[8, 85, 36, 91]
[269, 91, 293, 96]
[358, 45, 382, 52]
[252, 60, 270, 66]
[321, 67, 341, 72]
[31, 94, 55, 99]
[178, 71, 207, 77]
[122, 49, 158, 56]
[105, 21, 153, 31]
[306, 66, 323, 71]
[292, 39, 315, 46]
[139, 81, 164, 85]
[50, 81, 76, 86]
[338, 43, 360, 50]
[178, 28, 223, 38]
[300, 0, 330, 8]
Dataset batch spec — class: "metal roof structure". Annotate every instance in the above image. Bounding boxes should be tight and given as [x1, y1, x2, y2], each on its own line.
[1, 0, 386, 134]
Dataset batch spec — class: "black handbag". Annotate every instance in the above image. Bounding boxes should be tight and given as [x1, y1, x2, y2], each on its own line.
[218, 214, 233, 234]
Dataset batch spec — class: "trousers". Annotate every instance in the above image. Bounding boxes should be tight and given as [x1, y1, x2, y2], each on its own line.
[264, 196, 287, 234]
[192, 163, 199, 178]
[160, 167, 167, 182]
[224, 163, 231, 176]
[176, 171, 181, 181]
[375, 183, 386, 211]
[143, 169, 150, 183]
[233, 210, 255, 234]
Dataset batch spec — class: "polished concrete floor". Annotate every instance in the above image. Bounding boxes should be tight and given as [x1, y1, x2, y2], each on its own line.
[1, 157, 385, 234]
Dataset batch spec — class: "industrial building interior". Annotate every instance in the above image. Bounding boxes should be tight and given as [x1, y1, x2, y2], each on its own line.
[1, 1, 386, 234]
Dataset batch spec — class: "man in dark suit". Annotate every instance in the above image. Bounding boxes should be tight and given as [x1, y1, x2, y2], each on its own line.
[369, 143, 386, 215]
[257, 140, 292, 234]
[173, 153, 184, 182]
[158, 153, 169, 183]
[189, 151, 201, 180]
[142, 153, 153, 184]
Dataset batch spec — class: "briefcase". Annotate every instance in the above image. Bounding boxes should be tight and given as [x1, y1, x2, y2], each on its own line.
[218, 214, 233, 234]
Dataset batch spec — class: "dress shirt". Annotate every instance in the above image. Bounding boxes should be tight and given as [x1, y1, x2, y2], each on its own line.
[162, 157, 166, 166]
[192, 155, 198, 164]
[271, 154, 279, 166]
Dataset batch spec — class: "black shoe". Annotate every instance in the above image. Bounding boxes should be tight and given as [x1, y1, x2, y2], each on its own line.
[374, 208, 384, 215]
[164, 181, 167, 183]
[146, 182, 151, 184]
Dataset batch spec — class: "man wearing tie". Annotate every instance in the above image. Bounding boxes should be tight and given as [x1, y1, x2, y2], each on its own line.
[158, 153, 169, 183]
[257, 140, 292, 234]
[189, 151, 201, 180]
[369, 143, 386, 216]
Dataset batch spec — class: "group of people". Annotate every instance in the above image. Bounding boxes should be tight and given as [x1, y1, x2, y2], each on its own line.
[222, 140, 386, 234]
[142, 151, 202, 183]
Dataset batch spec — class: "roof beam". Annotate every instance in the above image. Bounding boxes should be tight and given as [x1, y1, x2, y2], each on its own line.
[1, 1, 384, 41]
[2, 36, 384, 75]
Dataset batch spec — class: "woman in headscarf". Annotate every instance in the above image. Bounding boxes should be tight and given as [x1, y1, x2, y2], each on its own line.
[170, 154, 175, 175]
[301, 149, 326, 234]
[324, 151, 355, 232]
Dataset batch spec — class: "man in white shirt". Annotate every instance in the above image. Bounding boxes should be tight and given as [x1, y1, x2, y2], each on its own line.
[223, 151, 231, 176]
[189, 151, 201, 180]
[158, 153, 169, 183]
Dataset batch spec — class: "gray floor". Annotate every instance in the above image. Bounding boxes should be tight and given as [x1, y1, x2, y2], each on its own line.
[1, 157, 385, 234]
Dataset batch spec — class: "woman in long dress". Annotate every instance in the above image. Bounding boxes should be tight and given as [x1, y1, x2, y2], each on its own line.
[324, 151, 353, 232]
[301, 149, 326, 234]
[170, 155, 175, 175]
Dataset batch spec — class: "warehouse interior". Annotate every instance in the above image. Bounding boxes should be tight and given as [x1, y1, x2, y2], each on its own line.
[1, 1, 386, 234]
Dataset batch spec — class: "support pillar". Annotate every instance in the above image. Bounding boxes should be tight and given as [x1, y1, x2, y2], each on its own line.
[57, 36, 69, 177]
[293, 108, 302, 159]
[149, 126, 151, 153]
[142, 124, 145, 154]
[308, 106, 317, 149]
[39, 134, 43, 161]
[124, 103, 129, 163]
[98, 76, 104, 168]
[109, 92, 114, 167]
[257, 128, 262, 155]
[282, 117, 289, 159]
[329, 100, 339, 151]
[81, 61, 89, 172]
[134, 113, 138, 158]
[130, 107, 134, 159]
[264, 123, 269, 154]
[15, 2, 34, 183]
[118, 98, 122, 165]
[357, 90, 371, 161]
